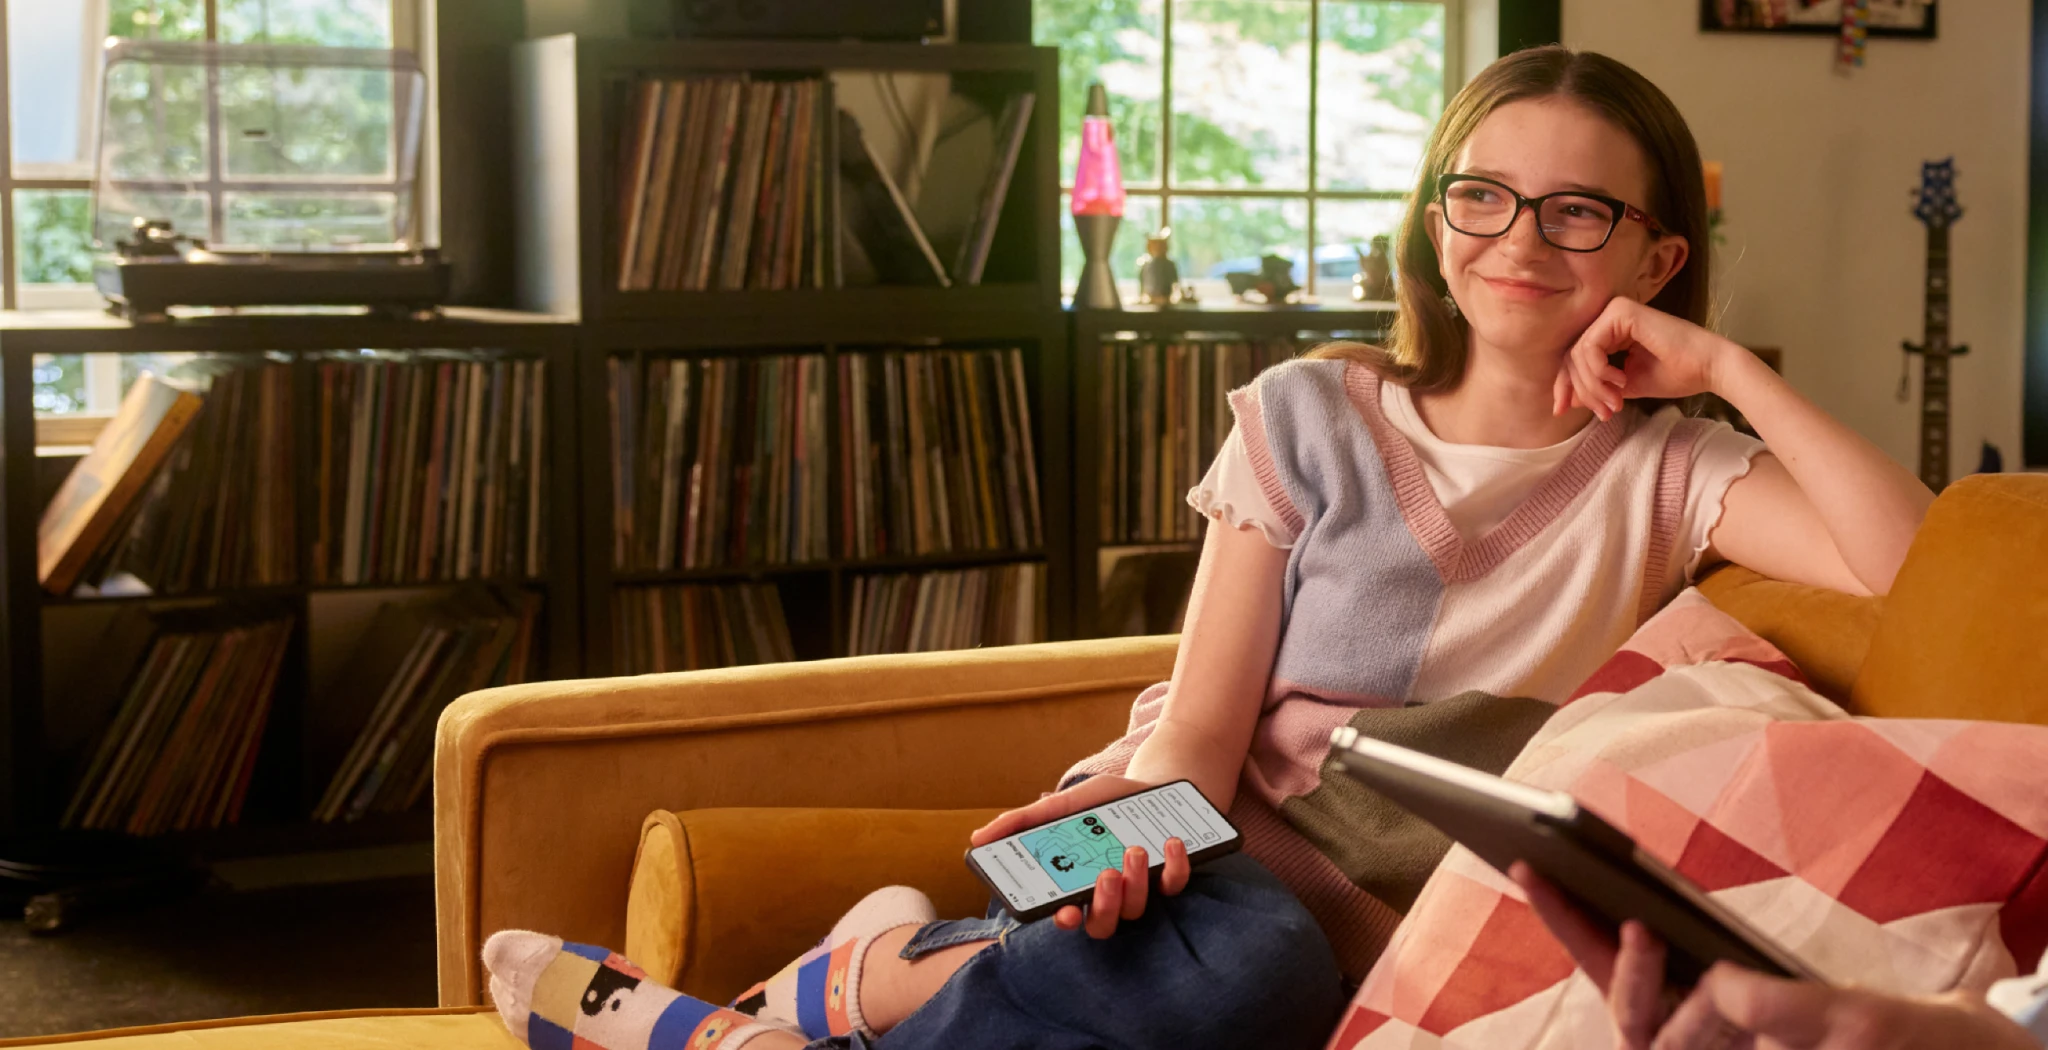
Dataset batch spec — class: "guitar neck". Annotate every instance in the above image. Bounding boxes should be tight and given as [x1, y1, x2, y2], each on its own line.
[1920, 224, 1951, 490]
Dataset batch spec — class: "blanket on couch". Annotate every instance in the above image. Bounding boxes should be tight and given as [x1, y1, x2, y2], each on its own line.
[1328, 589, 2048, 1049]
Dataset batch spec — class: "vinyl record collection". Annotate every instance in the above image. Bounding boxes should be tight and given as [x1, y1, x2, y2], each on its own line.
[839, 348, 1043, 558]
[311, 354, 550, 586]
[1099, 338, 1299, 544]
[97, 360, 297, 594]
[62, 611, 295, 835]
[846, 562, 1045, 656]
[612, 582, 797, 674]
[615, 75, 827, 291]
[312, 588, 542, 823]
[606, 353, 831, 571]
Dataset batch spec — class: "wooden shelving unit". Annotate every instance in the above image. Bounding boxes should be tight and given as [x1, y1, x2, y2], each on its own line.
[0, 308, 582, 849]
[1069, 303, 1397, 638]
[515, 35, 1070, 674]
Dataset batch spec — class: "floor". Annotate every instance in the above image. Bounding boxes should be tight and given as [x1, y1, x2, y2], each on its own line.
[0, 847, 439, 1040]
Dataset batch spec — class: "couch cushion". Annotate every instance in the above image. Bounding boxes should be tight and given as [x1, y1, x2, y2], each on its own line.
[1853, 475, 2048, 724]
[0, 1008, 508, 1049]
[1696, 564, 1879, 706]
[627, 807, 1002, 1005]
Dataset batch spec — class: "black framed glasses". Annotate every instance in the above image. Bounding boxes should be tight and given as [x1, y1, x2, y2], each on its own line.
[1435, 173, 1667, 253]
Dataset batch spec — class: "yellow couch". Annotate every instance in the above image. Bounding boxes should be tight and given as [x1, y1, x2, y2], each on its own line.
[9, 474, 2044, 1048]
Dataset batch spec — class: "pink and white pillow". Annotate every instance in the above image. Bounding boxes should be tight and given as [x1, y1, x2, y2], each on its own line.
[1328, 589, 2048, 1049]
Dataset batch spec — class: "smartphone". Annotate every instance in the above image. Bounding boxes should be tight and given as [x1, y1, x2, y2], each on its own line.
[963, 779, 1243, 922]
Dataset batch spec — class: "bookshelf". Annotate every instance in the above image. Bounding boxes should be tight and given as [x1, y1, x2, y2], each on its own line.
[510, 36, 1060, 322]
[513, 35, 1071, 675]
[1070, 304, 1398, 639]
[0, 309, 582, 850]
[575, 313, 1070, 676]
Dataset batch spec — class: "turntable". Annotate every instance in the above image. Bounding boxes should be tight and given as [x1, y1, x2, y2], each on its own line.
[89, 41, 450, 322]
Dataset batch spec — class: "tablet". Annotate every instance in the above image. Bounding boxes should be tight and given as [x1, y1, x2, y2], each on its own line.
[1329, 727, 1826, 987]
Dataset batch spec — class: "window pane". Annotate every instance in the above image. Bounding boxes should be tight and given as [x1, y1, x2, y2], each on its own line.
[1037, 0, 1162, 188]
[1318, 1, 1445, 192]
[1059, 192, 1161, 302]
[32, 355, 88, 415]
[16, 190, 95, 286]
[8, 1, 108, 177]
[1171, 0, 1310, 191]
[1314, 198, 1408, 303]
[101, 57, 210, 181]
[224, 192, 398, 248]
[1169, 196, 1308, 303]
[220, 0, 392, 46]
[109, 1, 207, 40]
[220, 62, 397, 181]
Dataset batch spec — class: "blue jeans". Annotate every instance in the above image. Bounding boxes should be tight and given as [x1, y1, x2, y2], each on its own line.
[805, 852, 1345, 1050]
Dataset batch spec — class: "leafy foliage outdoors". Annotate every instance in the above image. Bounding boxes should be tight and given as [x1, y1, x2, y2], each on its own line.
[1036, 0, 1446, 293]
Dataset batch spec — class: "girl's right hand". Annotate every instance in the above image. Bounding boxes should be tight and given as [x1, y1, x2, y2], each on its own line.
[970, 774, 1194, 939]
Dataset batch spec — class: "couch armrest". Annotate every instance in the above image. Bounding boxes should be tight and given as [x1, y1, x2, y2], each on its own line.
[433, 635, 1177, 1006]
[627, 807, 1003, 1003]
[1697, 565, 1881, 706]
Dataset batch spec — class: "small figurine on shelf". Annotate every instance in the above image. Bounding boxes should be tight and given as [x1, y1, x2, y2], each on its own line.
[1176, 280, 1201, 305]
[1225, 254, 1302, 305]
[1352, 235, 1394, 302]
[1137, 226, 1182, 305]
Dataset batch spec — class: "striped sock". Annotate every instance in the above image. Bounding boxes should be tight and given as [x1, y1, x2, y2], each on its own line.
[484, 929, 776, 1050]
[729, 885, 938, 1039]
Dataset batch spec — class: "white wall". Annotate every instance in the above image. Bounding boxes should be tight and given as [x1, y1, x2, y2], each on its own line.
[1562, 3, 2030, 479]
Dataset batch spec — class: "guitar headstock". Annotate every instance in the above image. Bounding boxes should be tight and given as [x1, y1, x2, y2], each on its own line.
[1913, 158, 1963, 228]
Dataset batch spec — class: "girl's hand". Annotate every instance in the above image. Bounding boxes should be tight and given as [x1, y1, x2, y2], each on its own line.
[1552, 297, 1742, 421]
[970, 774, 1194, 939]
[1511, 863, 2039, 1050]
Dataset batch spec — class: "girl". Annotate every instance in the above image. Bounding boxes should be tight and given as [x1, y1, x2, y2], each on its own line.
[482, 44, 1933, 1050]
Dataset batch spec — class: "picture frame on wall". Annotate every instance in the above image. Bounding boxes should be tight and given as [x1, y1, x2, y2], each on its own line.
[1701, 0, 1937, 38]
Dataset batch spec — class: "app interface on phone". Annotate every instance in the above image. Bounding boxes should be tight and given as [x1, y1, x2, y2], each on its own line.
[969, 781, 1234, 910]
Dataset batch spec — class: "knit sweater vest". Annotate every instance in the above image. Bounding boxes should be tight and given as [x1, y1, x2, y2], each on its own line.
[1062, 359, 1713, 981]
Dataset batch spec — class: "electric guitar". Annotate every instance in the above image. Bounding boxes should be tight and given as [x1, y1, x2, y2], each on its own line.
[1905, 159, 1967, 491]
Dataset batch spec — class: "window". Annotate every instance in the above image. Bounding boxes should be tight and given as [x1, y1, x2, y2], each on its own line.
[1036, 0, 1455, 303]
[1, 0, 415, 423]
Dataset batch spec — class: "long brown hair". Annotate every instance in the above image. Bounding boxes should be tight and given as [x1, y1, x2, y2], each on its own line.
[1312, 45, 1710, 393]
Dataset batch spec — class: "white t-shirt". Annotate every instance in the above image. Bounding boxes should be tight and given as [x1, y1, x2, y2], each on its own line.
[1190, 380, 1766, 583]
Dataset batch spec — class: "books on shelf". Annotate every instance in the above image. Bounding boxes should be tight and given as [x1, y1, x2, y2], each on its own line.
[840, 347, 1043, 560]
[1099, 338, 1299, 545]
[312, 354, 549, 586]
[61, 608, 295, 836]
[607, 353, 831, 571]
[615, 75, 826, 292]
[99, 361, 297, 595]
[847, 562, 1045, 656]
[38, 373, 202, 595]
[612, 582, 796, 674]
[311, 587, 542, 823]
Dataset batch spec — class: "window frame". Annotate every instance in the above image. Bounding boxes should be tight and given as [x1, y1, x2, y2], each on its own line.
[0, 0, 422, 312]
[1063, 0, 1461, 300]
[0, 0, 421, 440]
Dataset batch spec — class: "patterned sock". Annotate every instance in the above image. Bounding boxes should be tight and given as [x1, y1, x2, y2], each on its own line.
[484, 929, 778, 1050]
[729, 885, 939, 1039]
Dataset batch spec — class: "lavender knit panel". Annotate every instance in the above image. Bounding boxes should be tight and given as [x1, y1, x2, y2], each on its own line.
[1256, 360, 1442, 702]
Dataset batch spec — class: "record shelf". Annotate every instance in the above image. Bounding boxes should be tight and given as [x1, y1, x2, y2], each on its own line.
[0, 308, 582, 852]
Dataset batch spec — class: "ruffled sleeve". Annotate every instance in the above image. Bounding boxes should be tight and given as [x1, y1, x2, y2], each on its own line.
[1186, 425, 1299, 549]
[1682, 422, 1768, 581]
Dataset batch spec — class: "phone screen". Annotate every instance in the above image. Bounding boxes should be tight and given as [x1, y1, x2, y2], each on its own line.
[966, 780, 1237, 913]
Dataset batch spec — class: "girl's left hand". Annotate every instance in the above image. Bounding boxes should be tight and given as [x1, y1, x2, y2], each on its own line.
[1552, 297, 1741, 421]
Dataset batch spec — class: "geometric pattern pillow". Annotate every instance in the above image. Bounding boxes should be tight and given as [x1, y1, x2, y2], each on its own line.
[1327, 589, 2048, 1049]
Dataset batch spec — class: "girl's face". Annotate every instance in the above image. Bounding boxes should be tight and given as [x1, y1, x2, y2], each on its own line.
[1426, 97, 1689, 366]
